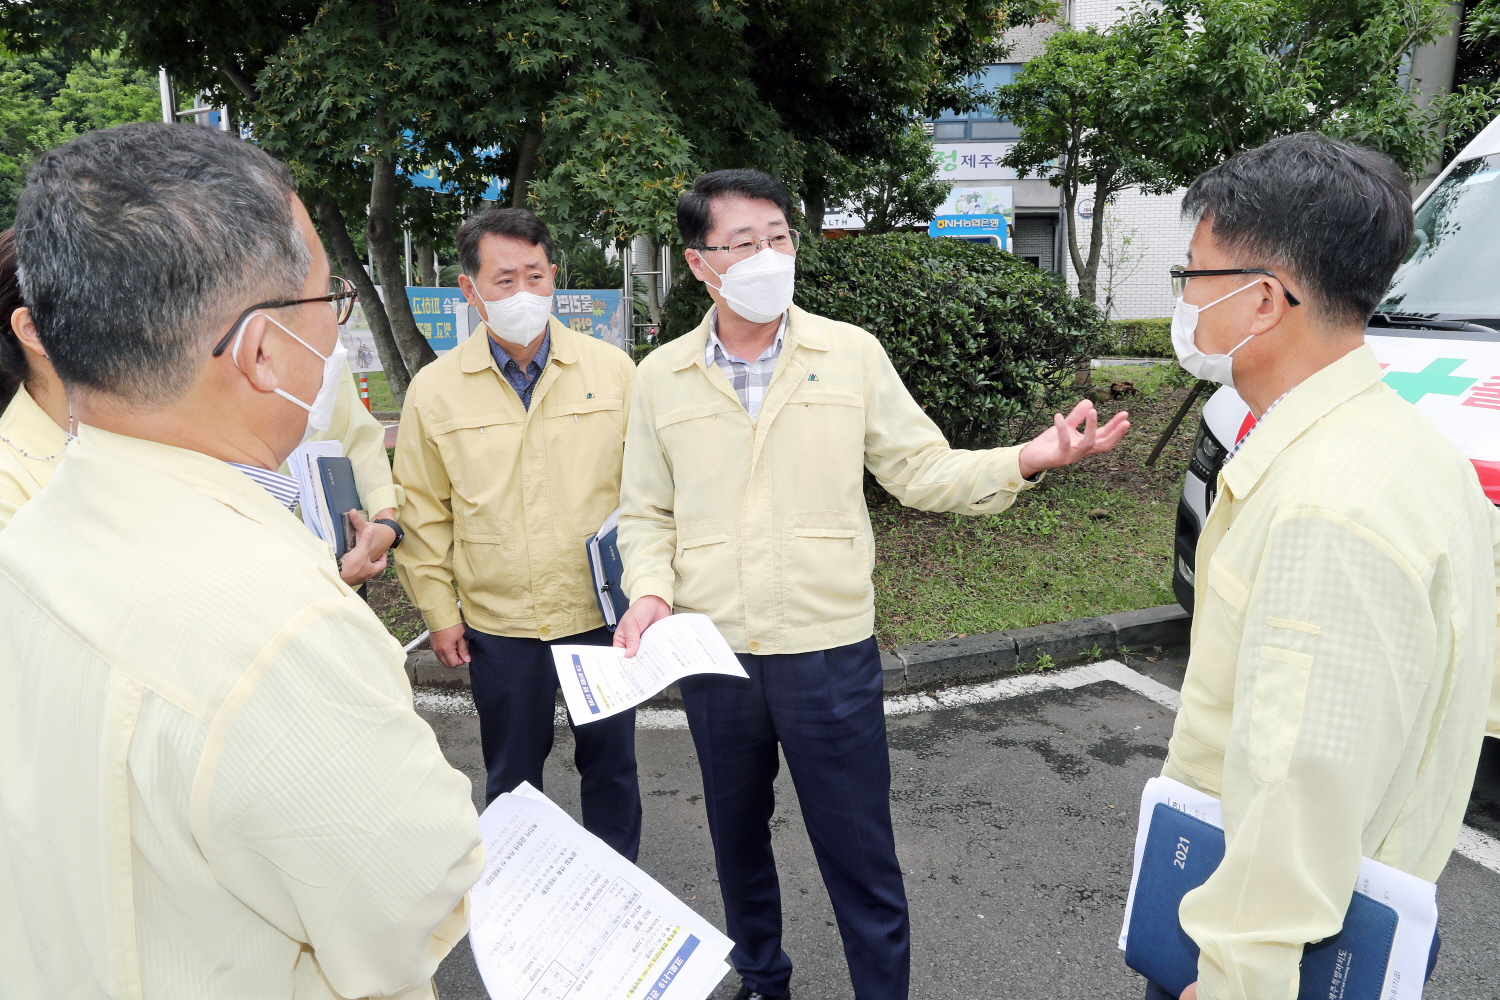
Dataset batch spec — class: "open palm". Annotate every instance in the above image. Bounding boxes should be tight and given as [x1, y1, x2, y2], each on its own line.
[1017, 399, 1131, 479]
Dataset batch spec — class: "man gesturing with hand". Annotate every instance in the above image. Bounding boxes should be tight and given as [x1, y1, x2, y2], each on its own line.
[615, 168, 1128, 1000]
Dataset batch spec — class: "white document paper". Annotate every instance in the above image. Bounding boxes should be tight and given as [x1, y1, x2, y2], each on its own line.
[551, 613, 748, 725]
[285, 440, 344, 542]
[468, 782, 732, 1000]
[1119, 775, 1438, 999]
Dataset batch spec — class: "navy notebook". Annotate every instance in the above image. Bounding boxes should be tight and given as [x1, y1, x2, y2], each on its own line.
[315, 456, 362, 560]
[586, 512, 629, 630]
[1125, 803, 1399, 1000]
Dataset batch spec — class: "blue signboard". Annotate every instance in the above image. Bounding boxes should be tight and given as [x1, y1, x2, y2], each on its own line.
[553, 290, 626, 351]
[928, 186, 1013, 248]
[406, 288, 470, 353]
[405, 163, 503, 202]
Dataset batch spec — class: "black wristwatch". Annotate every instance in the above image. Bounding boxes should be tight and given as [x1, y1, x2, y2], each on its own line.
[374, 518, 404, 549]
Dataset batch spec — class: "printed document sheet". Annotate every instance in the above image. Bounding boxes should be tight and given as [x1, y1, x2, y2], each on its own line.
[469, 783, 732, 1000]
[551, 613, 747, 724]
[1119, 775, 1438, 998]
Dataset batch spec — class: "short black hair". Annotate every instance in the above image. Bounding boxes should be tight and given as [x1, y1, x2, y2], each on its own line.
[15, 122, 308, 407]
[677, 169, 794, 249]
[0, 229, 27, 411]
[1182, 132, 1412, 329]
[456, 208, 554, 277]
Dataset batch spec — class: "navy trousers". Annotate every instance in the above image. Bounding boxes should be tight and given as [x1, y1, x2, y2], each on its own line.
[465, 625, 642, 861]
[679, 635, 910, 1000]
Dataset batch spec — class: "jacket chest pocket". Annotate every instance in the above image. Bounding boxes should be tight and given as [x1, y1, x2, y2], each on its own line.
[430, 414, 525, 504]
[541, 396, 626, 534]
[776, 389, 866, 479]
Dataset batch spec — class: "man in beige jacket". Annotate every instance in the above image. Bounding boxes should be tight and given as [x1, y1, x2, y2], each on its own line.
[615, 168, 1130, 1000]
[0, 122, 482, 999]
[1150, 135, 1499, 1000]
[395, 208, 641, 857]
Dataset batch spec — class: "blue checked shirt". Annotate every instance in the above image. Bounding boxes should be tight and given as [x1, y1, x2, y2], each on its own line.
[705, 310, 787, 421]
[489, 330, 552, 410]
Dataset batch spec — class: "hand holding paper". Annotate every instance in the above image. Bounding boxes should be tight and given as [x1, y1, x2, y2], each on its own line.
[551, 613, 747, 724]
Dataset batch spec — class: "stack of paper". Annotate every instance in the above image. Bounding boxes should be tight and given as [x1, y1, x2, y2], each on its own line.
[286, 441, 344, 543]
[550, 614, 748, 724]
[469, 783, 732, 1000]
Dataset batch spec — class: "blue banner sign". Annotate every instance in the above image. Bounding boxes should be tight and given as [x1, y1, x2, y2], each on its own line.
[406, 287, 470, 354]
[553, 290, 626, 351]
[928, 186, 1014, 247]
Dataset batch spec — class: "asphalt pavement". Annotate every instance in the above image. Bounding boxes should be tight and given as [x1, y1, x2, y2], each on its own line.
[417, 649, 1500, 1000]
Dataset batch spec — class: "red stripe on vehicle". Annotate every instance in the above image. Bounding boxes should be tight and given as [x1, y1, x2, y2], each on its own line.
[1474, 459, 1500, 505]
[1236, 411, 1257, 444]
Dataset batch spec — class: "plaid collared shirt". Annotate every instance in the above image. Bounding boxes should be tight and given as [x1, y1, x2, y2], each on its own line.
[489, 330, 552, 410]
[1224, 390, 1290, 464]
[704, 310, 787, 421]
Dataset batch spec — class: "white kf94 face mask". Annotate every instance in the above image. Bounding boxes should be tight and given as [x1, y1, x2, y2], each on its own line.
[483, 290, 553, 348]
[1170, 280, 1261, 388]
[702, 246, 796, 324]
[232, 314, 346, 444]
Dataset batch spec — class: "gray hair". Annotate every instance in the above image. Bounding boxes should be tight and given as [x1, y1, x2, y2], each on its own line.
[14, 122, 311, 407]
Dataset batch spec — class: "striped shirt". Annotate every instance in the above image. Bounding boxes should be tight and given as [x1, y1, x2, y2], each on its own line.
[705, 310, 787, 421]
[1225, 391, 1290, 464]
[228, 462, 300, 512]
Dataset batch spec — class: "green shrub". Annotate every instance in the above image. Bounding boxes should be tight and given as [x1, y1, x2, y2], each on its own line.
[1107, 318, 1173, 358]
[658, 233, 1108, 447]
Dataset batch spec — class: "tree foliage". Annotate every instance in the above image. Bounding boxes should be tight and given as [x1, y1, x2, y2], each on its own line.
[827, 123, 950, 234]
[0, 47, 159, 227]
[998, 0, 1500, 302]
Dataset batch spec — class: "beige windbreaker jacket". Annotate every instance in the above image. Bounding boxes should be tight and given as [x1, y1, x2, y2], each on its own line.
[618, 304, 1040, 656]
[1165, 346, 1500, 1000]
[0, 426, 481, 1000]
[394, 319, 635, 638]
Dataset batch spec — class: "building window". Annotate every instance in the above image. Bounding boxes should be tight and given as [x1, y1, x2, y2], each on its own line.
[932, 122, 967, 140]
[927, 64, 1023, 141]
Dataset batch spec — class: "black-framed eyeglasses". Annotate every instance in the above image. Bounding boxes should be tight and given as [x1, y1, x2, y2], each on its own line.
[1170, 266, 1300, 306]
[690, 229, 800, 262]
[211, 275, 358, 357]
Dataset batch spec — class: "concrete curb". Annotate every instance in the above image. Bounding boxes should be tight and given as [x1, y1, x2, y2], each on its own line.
[404, 604, 1191, 696]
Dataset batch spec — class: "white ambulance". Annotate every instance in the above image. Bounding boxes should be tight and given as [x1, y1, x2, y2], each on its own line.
[1172, 122, 1500, 613]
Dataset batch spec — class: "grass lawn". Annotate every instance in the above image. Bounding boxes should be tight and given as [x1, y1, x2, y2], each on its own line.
[871, 363, 1203, 649]
[363, 371, 399, 413]
[363, 362, 1207, 652]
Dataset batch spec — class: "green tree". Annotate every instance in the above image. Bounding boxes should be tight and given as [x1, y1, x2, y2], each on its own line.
[993, 27, 1169, 303]
[999, 0, 1500, 301]
[828, 123, 949, 234]
[51, 50, 160, 131]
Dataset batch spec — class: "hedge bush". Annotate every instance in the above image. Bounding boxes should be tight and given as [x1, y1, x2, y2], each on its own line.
[659, 233, 1108, 448]
[1106, 317, 1173, 358]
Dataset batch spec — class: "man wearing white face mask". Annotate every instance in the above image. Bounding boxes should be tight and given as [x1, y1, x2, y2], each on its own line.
[615, 169, 1131, 1000]
[393, 208, 642, 857]
[1144, 134, 1500, 1000]
[0, 122, 482, 1000]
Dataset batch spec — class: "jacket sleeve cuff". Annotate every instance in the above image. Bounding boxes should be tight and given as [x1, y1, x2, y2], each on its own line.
[628, 576, 674, 608]
[365, 483, 406, 516]
[420, 604, 464, 633]
[970, 445, 1043, 510]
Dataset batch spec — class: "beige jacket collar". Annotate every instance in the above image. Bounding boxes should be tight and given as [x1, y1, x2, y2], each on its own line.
[460, 315, 578, 375]
[1220, 343, 1384, 499]
[72, 425, 320, 547]
[671, 303, 831, 373]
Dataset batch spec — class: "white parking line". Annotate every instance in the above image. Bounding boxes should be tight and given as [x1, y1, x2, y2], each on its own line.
[412, 660, 1500, 876]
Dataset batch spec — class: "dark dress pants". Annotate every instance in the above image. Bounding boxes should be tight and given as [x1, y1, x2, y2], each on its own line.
[464, 625, 642, 861]
[679, 635, 910, 1000]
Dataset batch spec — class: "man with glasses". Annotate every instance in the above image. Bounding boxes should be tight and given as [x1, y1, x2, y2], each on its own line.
[392, 208, 642, 857]
[614, 168, 1130, 1000]
[0, 122, 481, 998]
[1144, 133, 1499, 1000]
